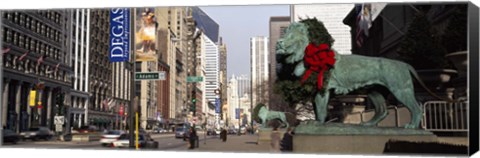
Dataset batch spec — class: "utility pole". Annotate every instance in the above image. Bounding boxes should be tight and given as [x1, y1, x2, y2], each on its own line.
[128, 8, 136, 149]
[0, 10, 4, 146]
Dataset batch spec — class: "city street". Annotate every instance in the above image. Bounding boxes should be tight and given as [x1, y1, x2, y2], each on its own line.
[2, 132, 270, 153]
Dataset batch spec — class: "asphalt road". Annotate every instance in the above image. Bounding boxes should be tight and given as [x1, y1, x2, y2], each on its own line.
[3, 132, 219, 151]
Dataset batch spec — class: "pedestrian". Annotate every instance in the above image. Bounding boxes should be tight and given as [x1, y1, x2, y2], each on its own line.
[188, 127, 196, 149]
[270, 127, 281, 152]
[188, 127, 198, 149]
[280, 127, 294, 152]
[220, 128, 227, 142]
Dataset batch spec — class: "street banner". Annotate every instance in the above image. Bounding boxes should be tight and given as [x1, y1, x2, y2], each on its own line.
[235, 108, 240, 119]
[29, 90, 36, 107]
[109, 8, 130, 62]
[215, 98, 220, 114]
[135, 8, 157, 62]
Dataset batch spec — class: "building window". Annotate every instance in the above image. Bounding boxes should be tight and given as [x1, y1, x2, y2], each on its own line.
[12, 31, 18, 46]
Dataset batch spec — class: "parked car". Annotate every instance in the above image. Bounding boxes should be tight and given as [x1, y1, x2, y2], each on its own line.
[73, 125, 98, 134]
[240, 126, 246, 135]
[100, 130, 125, 147]
[227, 128, 237, 135]
[111, 133, 158, 149]
[2, 129, 20, 144]
[175, 127, 188, 139]
[153, 128, 167, 134]
[19, 127, 53, 141]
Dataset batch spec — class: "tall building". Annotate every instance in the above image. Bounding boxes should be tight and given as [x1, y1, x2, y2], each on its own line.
[268, 16, 290, 108]
[218, 37, 227, 123]
[250, 36, 269, 109]
[291, 4, 354, 55]
[1, 10, 72, 133]
[227, 75, 238, 127]
[191, 7, 220, 126]
[236, 74, 250, 99]
[88, 9, 114, 129]
[69, 9, 91, 130]
[156, 7, 198, 126]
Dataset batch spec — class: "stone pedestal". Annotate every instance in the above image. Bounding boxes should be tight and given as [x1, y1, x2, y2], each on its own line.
[293, 123, 437, 154]
[257, 128, 286, 145]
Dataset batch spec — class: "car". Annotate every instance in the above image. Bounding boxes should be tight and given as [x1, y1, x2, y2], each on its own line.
[240, 127, 246, 134]
[206, 129, 215, 135]
[227, 128, 237, 135]
[73, 125, 98, 134]
[175, 127, 188, 139]
[100, 130, 125, 147]
[2, 129, 20, 144]
[19, 127, 53, 141]
[153, 128, 167, 134]
[111, 133, 158, 149]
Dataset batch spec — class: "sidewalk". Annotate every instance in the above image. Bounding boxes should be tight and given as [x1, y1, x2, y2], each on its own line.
[192, 134, 271, 153]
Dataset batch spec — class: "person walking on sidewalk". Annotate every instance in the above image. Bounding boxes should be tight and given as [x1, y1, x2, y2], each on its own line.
[188, 127, 197, 149]
[280, 127, 294, 152]
[220, 128, 227, 142]
[270, 127, 281, 152]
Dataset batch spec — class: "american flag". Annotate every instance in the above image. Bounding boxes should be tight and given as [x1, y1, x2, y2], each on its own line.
[36, 55, 44, 67]
[2, 48, 10, 55]
[18, 51, 29, 61]
[355, 4, 372, 48]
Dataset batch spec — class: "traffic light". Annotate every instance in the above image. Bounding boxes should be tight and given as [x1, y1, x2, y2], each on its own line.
[56, 92, 65, 115]
[190, 98, 197, 116]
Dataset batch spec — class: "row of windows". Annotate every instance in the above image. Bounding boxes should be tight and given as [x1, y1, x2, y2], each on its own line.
[2, 28, 62, 61]
[3, 54, 68, 83]
[3, 12, 62, 43]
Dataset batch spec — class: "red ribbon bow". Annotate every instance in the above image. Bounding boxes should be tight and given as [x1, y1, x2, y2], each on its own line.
[301, 43, 336, 90]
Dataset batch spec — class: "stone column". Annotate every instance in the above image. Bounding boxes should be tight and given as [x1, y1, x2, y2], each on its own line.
[2, 79, 10, 127]
[78, 114, 82, 128]
[46, 89, 52, 128]
[15, 82, 22, 131]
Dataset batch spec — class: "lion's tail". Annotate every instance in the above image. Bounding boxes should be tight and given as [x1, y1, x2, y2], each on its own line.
[407, 65, 454, 102]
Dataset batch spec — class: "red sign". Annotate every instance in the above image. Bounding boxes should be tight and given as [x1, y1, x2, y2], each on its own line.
[119, 105, 124, 116]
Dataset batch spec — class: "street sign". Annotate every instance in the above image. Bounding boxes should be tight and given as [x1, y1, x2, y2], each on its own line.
[55, 125, 63, 132]
[135, 71, 165, 81]
[187, 76, 203, 82]
[54, 116, 65, 125]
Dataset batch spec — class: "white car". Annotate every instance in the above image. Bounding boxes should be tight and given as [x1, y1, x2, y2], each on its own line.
[111, 133, 158, 149]
[100, 130, 125, 146]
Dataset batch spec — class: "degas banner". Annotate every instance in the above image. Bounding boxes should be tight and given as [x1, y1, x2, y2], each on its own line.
[135, 8, 157, 62]
[109, 8, 130, 62]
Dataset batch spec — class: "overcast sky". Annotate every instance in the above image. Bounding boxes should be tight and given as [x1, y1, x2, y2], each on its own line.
[200, 5, 290, 78]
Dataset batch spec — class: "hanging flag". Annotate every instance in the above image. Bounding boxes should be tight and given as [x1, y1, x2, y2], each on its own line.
[36, 55, 44, 67]
[54, 63, 60, 73]
[18, 51, 29, 61]
[2, 47, 11, 55]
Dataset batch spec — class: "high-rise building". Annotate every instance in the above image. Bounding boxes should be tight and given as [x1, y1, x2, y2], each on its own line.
[291, 4, 354, 55]
[218, 37, 227, 123]
[268, 16, 290, 108]
[227, 75, 238, 127]
[88, 9, 114, 129]
[156, 7, 198, 125]
[250, 36, 269, 108]
[69, 9, 91, 130]
[1, 10, 72, 133]
[191, 7, 220, 125]
[236, 74, 250, 99]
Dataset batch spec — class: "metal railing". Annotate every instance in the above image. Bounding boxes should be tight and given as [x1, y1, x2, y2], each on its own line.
[421, 101, 468, 132]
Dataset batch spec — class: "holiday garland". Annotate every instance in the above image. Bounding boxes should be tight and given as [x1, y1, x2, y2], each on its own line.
[299, 18, 336, 90]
